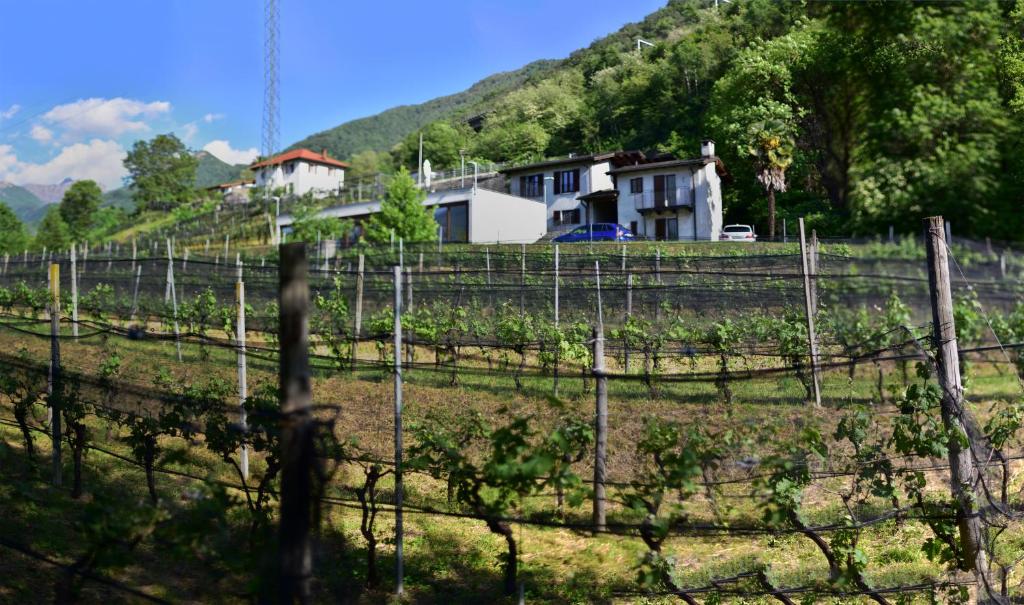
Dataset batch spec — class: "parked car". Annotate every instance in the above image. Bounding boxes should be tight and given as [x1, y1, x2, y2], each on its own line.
[553, 223, 636, 243]
[719, 224, 757, 242]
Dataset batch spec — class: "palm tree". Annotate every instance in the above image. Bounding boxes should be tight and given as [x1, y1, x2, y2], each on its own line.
[748, 122, 793, 241]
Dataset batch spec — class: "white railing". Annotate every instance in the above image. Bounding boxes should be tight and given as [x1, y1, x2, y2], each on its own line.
[632, 188, 692, 211]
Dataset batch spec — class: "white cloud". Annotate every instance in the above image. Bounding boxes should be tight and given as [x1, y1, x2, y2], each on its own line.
[202, 140, 257, 165]
[202, 113, 224, 123]
[179, 122, 199, 143]
[0, 139, 127, 190]
[42, 97, 171, 138]
[30, 125, 54, 143]
[0, 104, 19, 119]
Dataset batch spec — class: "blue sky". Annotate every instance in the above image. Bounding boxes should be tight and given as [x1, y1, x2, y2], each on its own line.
[0, 0, 665, 190]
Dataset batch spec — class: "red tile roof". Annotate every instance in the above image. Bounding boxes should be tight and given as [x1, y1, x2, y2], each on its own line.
[250, 148, 350, 170]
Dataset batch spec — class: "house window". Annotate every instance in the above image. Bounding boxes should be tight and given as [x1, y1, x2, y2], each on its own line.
[553, 169, 580, 195]
[655, 217, 678, 241]
[629, 221, 638, 235]
[653, 174, 677, 208]
[555, 209, 581, 225]
[629, 178, 643, 194]
[518, 174, 543, 198]
[283, 163, 294, 175]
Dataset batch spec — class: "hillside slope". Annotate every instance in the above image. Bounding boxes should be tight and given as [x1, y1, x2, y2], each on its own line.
[0, 182, 47, 225]
[102, 151, 248, 211]
[287, 59, 560, 159]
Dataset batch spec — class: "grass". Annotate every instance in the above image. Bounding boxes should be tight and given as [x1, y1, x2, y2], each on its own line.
[0, 317, 1022, 603]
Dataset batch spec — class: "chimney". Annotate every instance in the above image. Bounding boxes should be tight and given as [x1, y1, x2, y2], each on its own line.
[322, 148, 328, 158]
[701, 139, 715, 158]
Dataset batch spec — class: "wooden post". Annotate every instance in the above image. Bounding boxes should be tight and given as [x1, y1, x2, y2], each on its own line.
[418, 252, 423, 273]
[485, 248, 491, 286]
[654, 248, 661, 284]
[405, 266, 413, 312]
[237, 264, 249, 480]
[889, 225, 895, 244]
[352, 254, 364, 371]
[48, 263, 62, 487]
[798, 219, 822, 407]
[392, 265, 405, 596]
[519, 243, 526, 315]
[129, 265, 142, 322]
[277, 243, 314, 603]
[810, 230, 819, 316]
[164, 239, 173, 303]
[553, 245, 560, 326]
[70, 245, 79, 337]
[999, 252, 1007, 280]
[592, 323, 607, 533]
[621, 244, 626, 274]
[625, 273, 633, 371]
[399, 237, 404, 270]
[783, 219, 787, 243]
[183, 248, 189, 271]
[923, 215, 993, 601]
[2, 253, 8, 276]
[553, 245, 560, 396]
[132, 238, 137, 272]
[166, 240, 182, 362]
[224, 234, 230, 260]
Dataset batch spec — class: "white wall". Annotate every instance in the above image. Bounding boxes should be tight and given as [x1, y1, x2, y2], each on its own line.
[255, 160, 344, 198]
[614, 163, 722, 241]
[506, 160, 611, 229]
[469, 188, 547, 244]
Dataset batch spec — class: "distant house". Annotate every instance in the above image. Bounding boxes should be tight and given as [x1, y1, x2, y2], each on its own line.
[207, 179, 255, 205]
[609, 141, 725, 241]
[276, 186, 546, 245]
[250, 148, 348, 198]
[501, 151, 645, 232]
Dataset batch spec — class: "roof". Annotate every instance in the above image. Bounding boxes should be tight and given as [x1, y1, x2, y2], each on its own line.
[577, 189, 619, 202]
[207, 179, 255, 190]
[607, 157, 716, 174]
[250, 148, 350, 170]
[501, 150, 645, 174]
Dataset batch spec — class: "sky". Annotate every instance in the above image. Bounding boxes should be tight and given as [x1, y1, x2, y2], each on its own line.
[0, 0, 665, 191]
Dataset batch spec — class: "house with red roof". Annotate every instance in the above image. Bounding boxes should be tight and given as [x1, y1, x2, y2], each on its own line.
[250, 148, 349, 198]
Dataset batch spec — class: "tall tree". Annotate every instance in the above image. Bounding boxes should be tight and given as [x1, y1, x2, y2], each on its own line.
[0, 202, 29, 254]
[35, 206, 70, 251]
[123, 134, 198, 211]
[59, 180, 102, 241]
[363, 168, 438, 244]
[393, 121, 470, 172]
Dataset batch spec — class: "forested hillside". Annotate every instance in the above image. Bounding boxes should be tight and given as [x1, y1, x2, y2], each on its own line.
[295, 0, 1024, 240]
[0, 182, 48, 225]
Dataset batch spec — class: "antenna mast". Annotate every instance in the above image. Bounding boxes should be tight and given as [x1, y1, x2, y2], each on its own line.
[262, 0, 280, 163]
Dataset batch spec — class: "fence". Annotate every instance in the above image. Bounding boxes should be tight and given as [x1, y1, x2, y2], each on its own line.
[1, 217, 1023, 603]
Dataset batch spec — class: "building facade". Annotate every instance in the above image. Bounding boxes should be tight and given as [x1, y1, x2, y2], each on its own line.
[501, 151, 643, 232]
[276, 186, 547, 245]
[610, 141, 724, 241]
[250, 148, 348, 198]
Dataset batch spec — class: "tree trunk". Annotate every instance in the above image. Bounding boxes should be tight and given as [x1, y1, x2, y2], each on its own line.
[71, 423, 86, 499]
[486, 517, 517, 596]
[767, 187, 777, 241]
[143, 439, 157, 505]
[15, 407, 34, 461]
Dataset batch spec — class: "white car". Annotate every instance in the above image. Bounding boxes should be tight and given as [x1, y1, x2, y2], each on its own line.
[719, 224, 757, 242]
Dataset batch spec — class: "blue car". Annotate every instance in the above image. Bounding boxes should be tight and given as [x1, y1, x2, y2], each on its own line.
[553, 223, 636, 243]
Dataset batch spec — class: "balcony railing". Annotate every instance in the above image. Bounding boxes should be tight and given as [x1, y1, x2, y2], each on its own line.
[632, 188, 693, 211]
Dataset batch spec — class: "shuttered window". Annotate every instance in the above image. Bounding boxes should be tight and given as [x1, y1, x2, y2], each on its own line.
[554, 169, 580, 195]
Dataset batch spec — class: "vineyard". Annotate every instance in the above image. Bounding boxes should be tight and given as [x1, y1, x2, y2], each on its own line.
[1, 218, 1023, 603]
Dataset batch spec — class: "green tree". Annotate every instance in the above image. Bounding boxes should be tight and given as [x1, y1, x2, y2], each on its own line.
[347, 149, 390, 181]
[392, 121, 470, 171]
[363, 168, 437, 243]
[35, 206, 71, 251]
[123, 134, 198, 211]
[0, 202, 29, 254]
[59, 180, 102, 241]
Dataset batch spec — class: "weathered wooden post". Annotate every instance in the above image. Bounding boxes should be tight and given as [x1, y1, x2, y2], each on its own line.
[392, 265, 405, 596]
[48, 262, 62, 487]
[236, 260, 249, 480]
[351, 254, 364, 371]
[278, 243, 315, 603]
[520, 243, 526, 315]
[923, 215, 994, 602]
[70, 245, 79, 337]
[166, 240, 182, 362]
[592, 260, 607, 532]
[129, 265, 142, 322]
[798, 218, 822, 407]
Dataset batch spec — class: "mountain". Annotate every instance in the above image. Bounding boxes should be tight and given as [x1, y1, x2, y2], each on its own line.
[194, 150, 249, 188]
[0, 181, 49, 225]
[102, 151, 249, 212]
[288, 59, 561, 159]
[21, 177, 74, 205]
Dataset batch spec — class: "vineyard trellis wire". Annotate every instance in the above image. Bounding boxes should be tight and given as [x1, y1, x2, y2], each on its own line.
[1, 220, 1023, 603]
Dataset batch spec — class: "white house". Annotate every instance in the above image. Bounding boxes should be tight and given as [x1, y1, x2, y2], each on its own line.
[501, 151, 644, 231]
[207, 179, 255, 205]
[276, 186, 547, 244]
[609, 141, 725, 241]
[250, 148, 348, 198]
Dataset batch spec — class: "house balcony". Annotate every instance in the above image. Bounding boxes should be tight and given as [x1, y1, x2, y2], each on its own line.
[632, 189, 693, 213]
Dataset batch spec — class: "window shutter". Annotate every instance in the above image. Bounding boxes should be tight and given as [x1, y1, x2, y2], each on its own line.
[553, 171, 562, 195]
[520, 176, 526, 196]
[572, 169, 580, 192]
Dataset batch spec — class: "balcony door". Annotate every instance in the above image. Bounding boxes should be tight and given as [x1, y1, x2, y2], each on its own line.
[653, 175, 676, 208]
